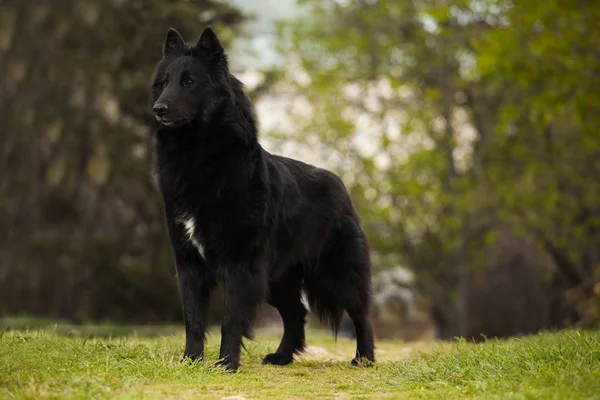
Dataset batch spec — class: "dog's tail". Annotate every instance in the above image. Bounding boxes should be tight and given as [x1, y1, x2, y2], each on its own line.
[302, 279, 344, 337]
[302, 217, 373, 338]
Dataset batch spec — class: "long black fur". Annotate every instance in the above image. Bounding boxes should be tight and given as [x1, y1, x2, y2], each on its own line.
[151, 27, 374, 371]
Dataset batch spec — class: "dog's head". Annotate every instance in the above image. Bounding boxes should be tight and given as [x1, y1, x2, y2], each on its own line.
[151, 27, 230, 128]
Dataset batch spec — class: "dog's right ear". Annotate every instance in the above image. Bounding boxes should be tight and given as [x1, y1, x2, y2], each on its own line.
[163, 28, 185, 57]
[194, 27, 224, 56]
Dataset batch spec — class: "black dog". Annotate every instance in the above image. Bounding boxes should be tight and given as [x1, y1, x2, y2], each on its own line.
[152, 27, 374, 371]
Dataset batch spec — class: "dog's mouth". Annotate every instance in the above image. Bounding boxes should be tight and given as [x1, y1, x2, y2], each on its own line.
[155, 115, 194, 128]
[155, 116, 180, 127]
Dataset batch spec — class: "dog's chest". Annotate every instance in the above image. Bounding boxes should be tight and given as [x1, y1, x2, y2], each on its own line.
[177, 215, 205, 259]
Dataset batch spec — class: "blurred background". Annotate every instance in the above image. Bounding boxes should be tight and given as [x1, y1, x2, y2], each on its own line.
[1, 0, 599, 341]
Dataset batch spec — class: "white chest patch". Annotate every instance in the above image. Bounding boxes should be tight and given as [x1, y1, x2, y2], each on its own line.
[180, 216, 205, 259]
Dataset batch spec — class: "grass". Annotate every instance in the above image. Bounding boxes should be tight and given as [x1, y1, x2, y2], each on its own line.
[1, 324, 599, 399]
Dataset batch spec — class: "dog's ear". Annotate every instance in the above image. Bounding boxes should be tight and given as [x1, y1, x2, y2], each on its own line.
[194, 27, 224, 56]
[163, 28, 185, 57]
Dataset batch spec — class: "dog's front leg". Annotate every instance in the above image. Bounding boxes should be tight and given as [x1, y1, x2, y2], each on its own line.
[176, 259, 214, 361]
[169, 222, 215, 362]
[217, 265, 265, 371]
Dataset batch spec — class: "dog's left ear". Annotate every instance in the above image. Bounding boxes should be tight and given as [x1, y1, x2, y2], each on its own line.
[194, 27, 224, 56]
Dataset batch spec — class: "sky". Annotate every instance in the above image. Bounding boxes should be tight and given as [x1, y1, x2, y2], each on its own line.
[227, 0, 300, 70]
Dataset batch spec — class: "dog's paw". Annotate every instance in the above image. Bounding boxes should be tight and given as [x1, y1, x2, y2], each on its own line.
[180, 351, 203, 363]
[351, 357, 374, 367]
[213, 358, 239, 372]
[262, 352, 293, 366]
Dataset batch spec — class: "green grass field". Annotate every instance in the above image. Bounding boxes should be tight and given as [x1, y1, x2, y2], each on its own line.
[1, 323, 599, 399]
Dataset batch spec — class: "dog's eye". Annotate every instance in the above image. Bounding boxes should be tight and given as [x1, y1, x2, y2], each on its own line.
[154, 79, 167, 89]
[183, 79, 195, 88]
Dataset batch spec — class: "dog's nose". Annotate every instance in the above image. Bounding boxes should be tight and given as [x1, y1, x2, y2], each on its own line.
[153, 103, 168, 117]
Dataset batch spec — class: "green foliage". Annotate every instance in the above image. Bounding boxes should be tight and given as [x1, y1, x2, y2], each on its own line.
[273, 0, 600, 336]
[1, 328, 599, 398]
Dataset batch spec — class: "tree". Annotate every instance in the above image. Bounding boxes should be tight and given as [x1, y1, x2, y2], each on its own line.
[474, 0, 600, 326]
[272, 0, 600, 337]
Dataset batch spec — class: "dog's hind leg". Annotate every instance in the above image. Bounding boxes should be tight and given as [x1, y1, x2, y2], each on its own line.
[262, 269, 307, 366]
[347, 304, 375, 365]
[306, 217, 375, 365]
[343, 233, 375, 366]
[217, 263, 266, 371]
